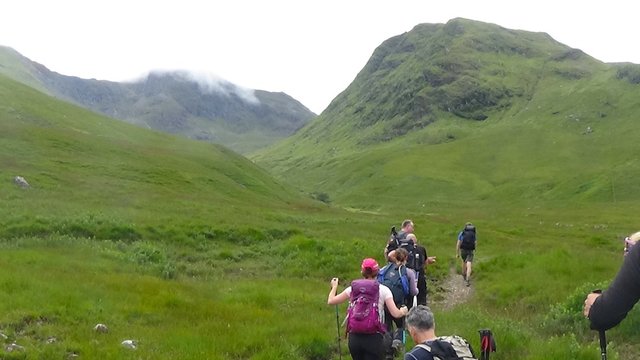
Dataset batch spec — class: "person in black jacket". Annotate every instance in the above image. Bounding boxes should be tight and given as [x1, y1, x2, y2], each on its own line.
[584, 232, 640, 330]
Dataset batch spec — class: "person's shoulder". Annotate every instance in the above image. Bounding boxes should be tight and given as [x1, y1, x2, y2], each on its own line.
[379, 284, 393, 299]
[406, 344, 434, 360]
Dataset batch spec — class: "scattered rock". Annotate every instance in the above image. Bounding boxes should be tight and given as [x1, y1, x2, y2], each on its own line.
[121, 339, 137, 350]
[13, 176, 29, 188]
[0, 332, 8, 340]
[46, 336, 57, 344]
[94, 323, 108, 333]
[5, 343, 25, 352]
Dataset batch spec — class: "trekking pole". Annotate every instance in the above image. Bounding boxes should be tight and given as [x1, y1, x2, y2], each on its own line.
[479, 329, 496, 360]
[335, 305, 343, 360]
[598, 330, 607, 360]
[588, 289, 606, 360]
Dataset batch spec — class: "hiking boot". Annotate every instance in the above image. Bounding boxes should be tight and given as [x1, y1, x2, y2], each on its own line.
[465, 279, 471, 287]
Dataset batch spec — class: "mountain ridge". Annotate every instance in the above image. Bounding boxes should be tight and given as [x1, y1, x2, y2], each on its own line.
[253, 18, 640, 210]
[0, 45, 315, 154]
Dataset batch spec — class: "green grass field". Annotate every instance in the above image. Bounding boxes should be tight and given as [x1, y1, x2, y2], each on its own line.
[4, 18, 640, 358]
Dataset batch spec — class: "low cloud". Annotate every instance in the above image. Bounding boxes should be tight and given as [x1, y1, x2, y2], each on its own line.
[135, 70, 260, 105]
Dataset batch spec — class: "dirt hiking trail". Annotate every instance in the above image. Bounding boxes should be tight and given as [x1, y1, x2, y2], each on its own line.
[432, 266, 474, 311]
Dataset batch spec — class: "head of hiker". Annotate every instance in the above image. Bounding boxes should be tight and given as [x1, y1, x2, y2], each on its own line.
[403, 219, 415, 233]
[406, 305, 436, 342]
[361, 257, 379, 278]
[393, 247, 409, 264]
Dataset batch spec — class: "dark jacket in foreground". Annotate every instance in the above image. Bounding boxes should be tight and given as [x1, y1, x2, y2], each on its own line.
[589, 241, 640, 330]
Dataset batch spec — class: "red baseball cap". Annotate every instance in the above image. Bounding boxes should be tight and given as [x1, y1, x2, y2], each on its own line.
[361, 258, 379, 272]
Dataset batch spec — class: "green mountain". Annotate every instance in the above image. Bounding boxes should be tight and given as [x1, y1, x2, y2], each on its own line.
[254, 18, 640, 211]
[0, 46, 315, 154]
[0, 71, 320, 237]
[2, 19, 640, 359]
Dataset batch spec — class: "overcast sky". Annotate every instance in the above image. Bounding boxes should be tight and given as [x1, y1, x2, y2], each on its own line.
[1, 0, 638, 114]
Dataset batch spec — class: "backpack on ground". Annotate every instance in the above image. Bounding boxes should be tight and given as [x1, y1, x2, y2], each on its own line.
[347, 280, 385, 334]
[377, 263, 409, 306]
[390, 226, 418, 269]
[415, 335, 477, 360]
[460, 225, 476, 250]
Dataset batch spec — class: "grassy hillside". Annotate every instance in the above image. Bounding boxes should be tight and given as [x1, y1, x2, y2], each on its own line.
[249, 18, 640, 359]
[0, 72, 362, 359]
[0, 72, 321, 233]
[253, 18, 640, 210]
[2, 19, 640, 359]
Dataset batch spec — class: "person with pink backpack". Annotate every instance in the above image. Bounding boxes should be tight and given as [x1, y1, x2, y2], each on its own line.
[328, 258, 409, 360]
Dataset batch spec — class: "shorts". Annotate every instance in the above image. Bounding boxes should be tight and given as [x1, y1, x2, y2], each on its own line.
[460, 249, 474, 262]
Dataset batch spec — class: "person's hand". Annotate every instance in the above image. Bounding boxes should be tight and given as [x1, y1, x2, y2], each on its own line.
[400, 306, 408, 316]
[626, 236, 638, 246]
[456, 253, 460, 258]
[331, 277, 339, 288]
[427, 256, 436, 264]
[583, 292, 602, 318]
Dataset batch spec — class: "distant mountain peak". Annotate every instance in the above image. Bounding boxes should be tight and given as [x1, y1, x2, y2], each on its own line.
[134, 70, 260, 106]
[0, 48, 315, 154]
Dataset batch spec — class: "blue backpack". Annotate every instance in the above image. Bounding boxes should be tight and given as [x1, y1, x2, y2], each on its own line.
[377, 263, 410, 306]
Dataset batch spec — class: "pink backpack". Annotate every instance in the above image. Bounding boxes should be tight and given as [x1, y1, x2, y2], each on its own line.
[347, 280, 385, 334]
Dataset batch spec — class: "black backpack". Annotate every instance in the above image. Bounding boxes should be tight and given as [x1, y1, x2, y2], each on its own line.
[390, 226, 418, 269]
[460, 225, 476, 250]
[415, 335, 477, 360]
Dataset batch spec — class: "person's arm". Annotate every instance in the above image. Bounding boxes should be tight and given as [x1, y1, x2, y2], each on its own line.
[587, 243, 640, 330]
[327, 278, 350, 305]
[383, 291, 408, 318]
[407, 268, 418, 296]
[384, 237, 397, 260]
[456, 232, 462, 258]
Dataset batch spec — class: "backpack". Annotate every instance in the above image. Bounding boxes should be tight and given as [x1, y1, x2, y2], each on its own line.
[389, 226, 418, 269]
[415, 335, 477, 360]
[478, 329, 496, 360]
[414, 245, 427, 274]
[347, 280, 385, 334]
[460, 226, 476, 250]
[377, 263, 409, 306]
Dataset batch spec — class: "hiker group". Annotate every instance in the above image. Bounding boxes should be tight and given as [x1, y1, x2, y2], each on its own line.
[327, 220, 493, 360]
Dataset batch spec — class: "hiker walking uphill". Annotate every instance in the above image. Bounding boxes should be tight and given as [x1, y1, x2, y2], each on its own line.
[384, 220, 417, 266]
[414, 241, 436, 306]
[456, 223, 476, 287]
[382, 248, 418, 358]
[404, 305, 477, 360]
[328, 258, 408, 360]
[385, 220, 436, 306]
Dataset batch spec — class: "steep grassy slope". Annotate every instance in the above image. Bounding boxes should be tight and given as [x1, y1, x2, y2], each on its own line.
[253, 18, 640, 211]
[0, 72, 363, 359]
[0, 72, 322, 238]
